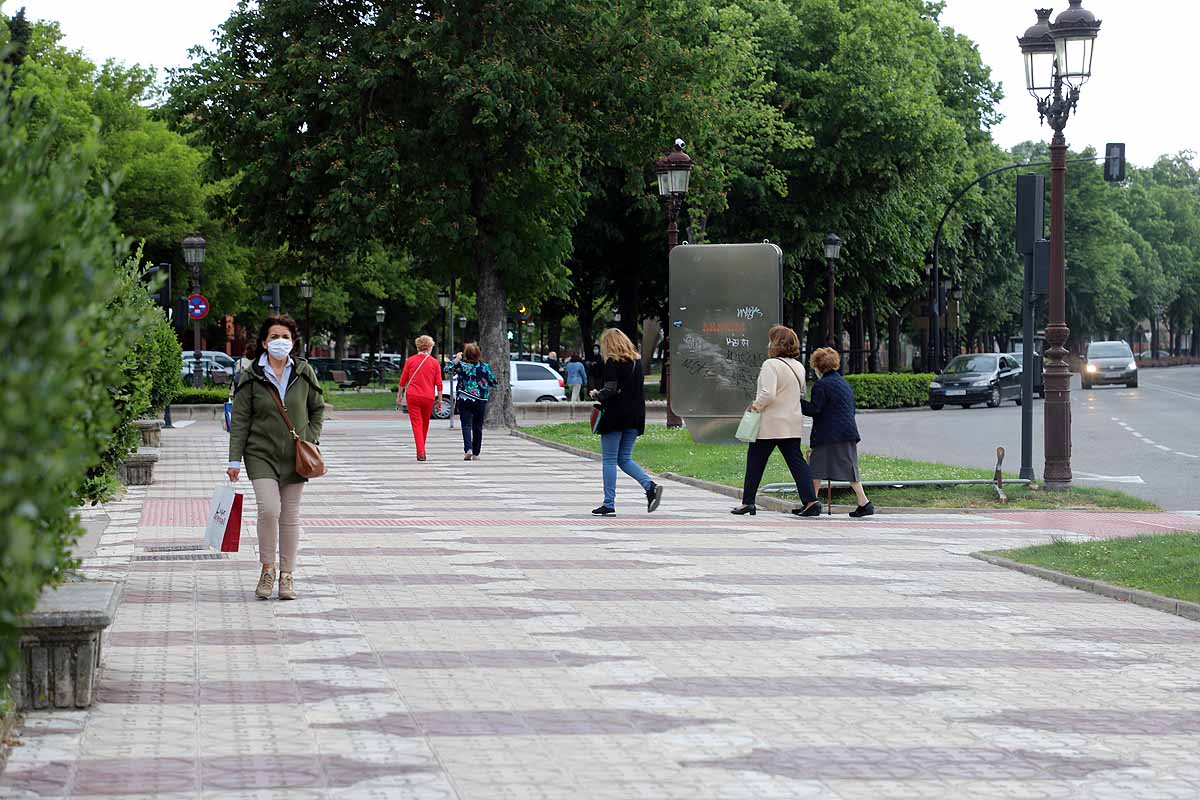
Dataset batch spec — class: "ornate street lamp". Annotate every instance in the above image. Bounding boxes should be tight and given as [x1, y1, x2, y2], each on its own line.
[300, 279, 313, 357]
[437, 288, 450, 366]
[181, 234, 206, 387]
[655, 139, 694, 428]
[375, 305, 386, 385]
[822, 233, 842, 349]
[1018, 0, 1101, 490]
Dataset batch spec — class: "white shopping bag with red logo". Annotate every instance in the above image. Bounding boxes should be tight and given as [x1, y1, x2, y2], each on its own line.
[204, 483, 243, 552]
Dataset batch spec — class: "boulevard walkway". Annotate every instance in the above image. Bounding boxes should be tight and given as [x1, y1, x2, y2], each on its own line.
[4, 416, 1200, 799]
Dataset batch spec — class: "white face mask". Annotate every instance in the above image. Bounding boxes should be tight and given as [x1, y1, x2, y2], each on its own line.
[266, 339, 293, 359]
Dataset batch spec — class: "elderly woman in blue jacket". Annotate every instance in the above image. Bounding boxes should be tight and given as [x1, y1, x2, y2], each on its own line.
[802, 347, 874, 518]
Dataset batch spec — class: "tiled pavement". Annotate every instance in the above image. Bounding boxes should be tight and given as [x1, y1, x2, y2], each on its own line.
[5, 417, 1200, 799]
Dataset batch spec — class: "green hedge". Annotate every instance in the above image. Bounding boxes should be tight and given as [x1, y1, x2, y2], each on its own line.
[0, 77, 143, 687]
[173, 387, 231, 405]
[846, 373, 936, 409]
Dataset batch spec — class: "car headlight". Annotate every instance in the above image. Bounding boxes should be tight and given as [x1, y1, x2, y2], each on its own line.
[1085, 364, 1097, 373]
[972, 380, 990, 387]
[1127, 361, 1137, 370]
[929, 382, 941, 389]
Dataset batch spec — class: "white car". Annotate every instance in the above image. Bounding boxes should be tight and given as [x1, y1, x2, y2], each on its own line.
[181, 353, 233, 381]
[511, 360, 566, 403]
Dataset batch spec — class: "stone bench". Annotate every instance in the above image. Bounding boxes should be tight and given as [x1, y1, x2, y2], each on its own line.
[134, 418, 163, 447]
[118, 447, 159, 486]
[13, 581, 122, 710]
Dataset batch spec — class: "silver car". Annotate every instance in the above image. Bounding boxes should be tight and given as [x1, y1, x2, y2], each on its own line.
[1082, 341, 1138, 389]
[511, 361, 566, 403]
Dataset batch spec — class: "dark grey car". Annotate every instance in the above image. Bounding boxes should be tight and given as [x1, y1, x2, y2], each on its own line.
[929, 354, 1022, 410]
[1082, 341, 1138, 389]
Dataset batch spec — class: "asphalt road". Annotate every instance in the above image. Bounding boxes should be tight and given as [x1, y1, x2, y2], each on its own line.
[855, 365, 1200, 511]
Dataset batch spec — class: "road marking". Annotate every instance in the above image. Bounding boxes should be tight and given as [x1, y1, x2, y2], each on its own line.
[1156, 445, 1172, 451]
[1140, 382, 1200, 402]
[1178, 452, 1199, 459]
[1132, 519, 1185, 530]
[1132, 432, 1144, 438]
[1074, 471, 1146, 484]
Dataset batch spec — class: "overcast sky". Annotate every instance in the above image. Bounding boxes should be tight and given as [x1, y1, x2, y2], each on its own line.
[11, 0, 1198, 167]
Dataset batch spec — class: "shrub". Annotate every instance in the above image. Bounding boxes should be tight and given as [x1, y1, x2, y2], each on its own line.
[0, 76, 137, 686]
[143, 313, 183, 413]
[172, 387, 231, 405]
[846, 373, 936, 409]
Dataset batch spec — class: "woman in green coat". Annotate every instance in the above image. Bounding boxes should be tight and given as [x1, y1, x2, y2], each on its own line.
[227, 316, 325, 600]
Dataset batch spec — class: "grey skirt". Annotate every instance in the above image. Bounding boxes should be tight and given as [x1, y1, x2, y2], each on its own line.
[809, 441, 860, 482]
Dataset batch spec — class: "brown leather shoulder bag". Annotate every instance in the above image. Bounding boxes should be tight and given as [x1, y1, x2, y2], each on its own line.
[266, 380, 327, 479]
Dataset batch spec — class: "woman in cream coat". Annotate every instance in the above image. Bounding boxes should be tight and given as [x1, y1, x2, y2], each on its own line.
[732, 325, 822, 517]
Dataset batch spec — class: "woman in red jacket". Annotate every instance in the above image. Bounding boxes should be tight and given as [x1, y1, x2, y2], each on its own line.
[396, 335, 443, 461]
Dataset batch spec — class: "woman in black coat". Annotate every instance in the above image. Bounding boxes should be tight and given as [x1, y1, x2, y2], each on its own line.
[588, 328, 663, 516]
[802, 347, 874, 518]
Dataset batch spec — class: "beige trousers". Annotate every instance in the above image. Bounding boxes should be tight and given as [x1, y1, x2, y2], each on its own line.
[252, 479, 304, 572]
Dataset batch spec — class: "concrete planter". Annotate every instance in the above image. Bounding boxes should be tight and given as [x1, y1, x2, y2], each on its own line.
[13, 581, 121, 710]
[134, 418, 162, 447]
[168, 404, 224, 421]
[117, 447, 159, 486]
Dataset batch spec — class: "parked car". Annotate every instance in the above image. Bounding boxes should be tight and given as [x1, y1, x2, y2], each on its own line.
[1083, 341, 1138, 389]
[181, 354, 233, 382]
[1004, 351, 1044, 399]
[511, 360, 566, 403]
[929, 353, 1022, 410]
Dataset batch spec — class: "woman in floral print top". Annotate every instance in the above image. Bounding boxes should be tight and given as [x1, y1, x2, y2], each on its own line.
[450, 343, 498, 460]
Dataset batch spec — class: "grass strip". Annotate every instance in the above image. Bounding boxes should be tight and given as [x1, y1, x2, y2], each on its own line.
[992, 534, 1200, 604]
[523, 422, 1158, 511]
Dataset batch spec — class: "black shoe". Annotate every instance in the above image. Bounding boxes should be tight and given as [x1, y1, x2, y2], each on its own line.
[791, 501, 822, 517]
[646, 483, 663, 513]
[591, 505, 616, 516]
[849, 502, 875, 518]
[731, 505, 756, 516]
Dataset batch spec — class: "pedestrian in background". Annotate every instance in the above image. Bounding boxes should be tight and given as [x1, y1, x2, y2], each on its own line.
[450, 342, 498, 461]
[397, 335, 443, 461]
[590, 328, 663, 516]
[732, 325, 821, 517]
[228, 315, 325, 600]
[547, 350, 561, 375]
[565, 353, 587, 402]
[804, 347, 874, 517]
[587, 343, 604, 391]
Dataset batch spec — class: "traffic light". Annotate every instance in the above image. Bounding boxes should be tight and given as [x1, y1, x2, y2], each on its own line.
[142, 263, 172, 313]
[261, 283, 281, 312]
[1104, 143, 1126, 183]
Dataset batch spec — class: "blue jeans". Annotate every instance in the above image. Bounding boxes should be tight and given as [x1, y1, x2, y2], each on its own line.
[458, 398, 487, 455]
[600, 429, 653, 507]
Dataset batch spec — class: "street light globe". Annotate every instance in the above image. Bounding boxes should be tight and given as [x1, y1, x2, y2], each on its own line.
[181, 234, 207, 267]
[1051, 0, 1101, 90]
[300, 279, 313, 300]
[654, 139, 694, 197]
[823, 233, 843, 261]
[437, 289, 450, 309]
[375, 306, 386, 324]
[1018, 8, 1057, 101]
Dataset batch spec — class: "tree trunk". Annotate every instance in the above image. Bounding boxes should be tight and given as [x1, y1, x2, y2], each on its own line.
[548, 311, 563, 356]
[887, 313, 901, 373]
[477, 246, 514, 428]
[866, 298, 879, 373]
[617, 269, 639, 343]
[1193, 316, 1199, 357]
[1150, 317, 1159, 358]
[641, 317, 661, 377]
[335, 325, 348, 360]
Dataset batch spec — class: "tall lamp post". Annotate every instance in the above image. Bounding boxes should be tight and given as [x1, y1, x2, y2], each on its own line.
[182, 234, 206, 388]
[300, 279, 313, 357]
[1019, 0, 1101, 489]
[822, 233, 842, 350]
[437, 288, 450, 364]
[375, 306, 386, 386]
[655, 138, 694, 429]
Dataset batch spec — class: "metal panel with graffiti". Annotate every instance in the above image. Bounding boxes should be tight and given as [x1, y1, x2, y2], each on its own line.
[668, 243, 784, 443]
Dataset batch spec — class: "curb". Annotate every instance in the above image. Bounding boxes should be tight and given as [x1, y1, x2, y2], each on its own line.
[970, 552, 1200, 623]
